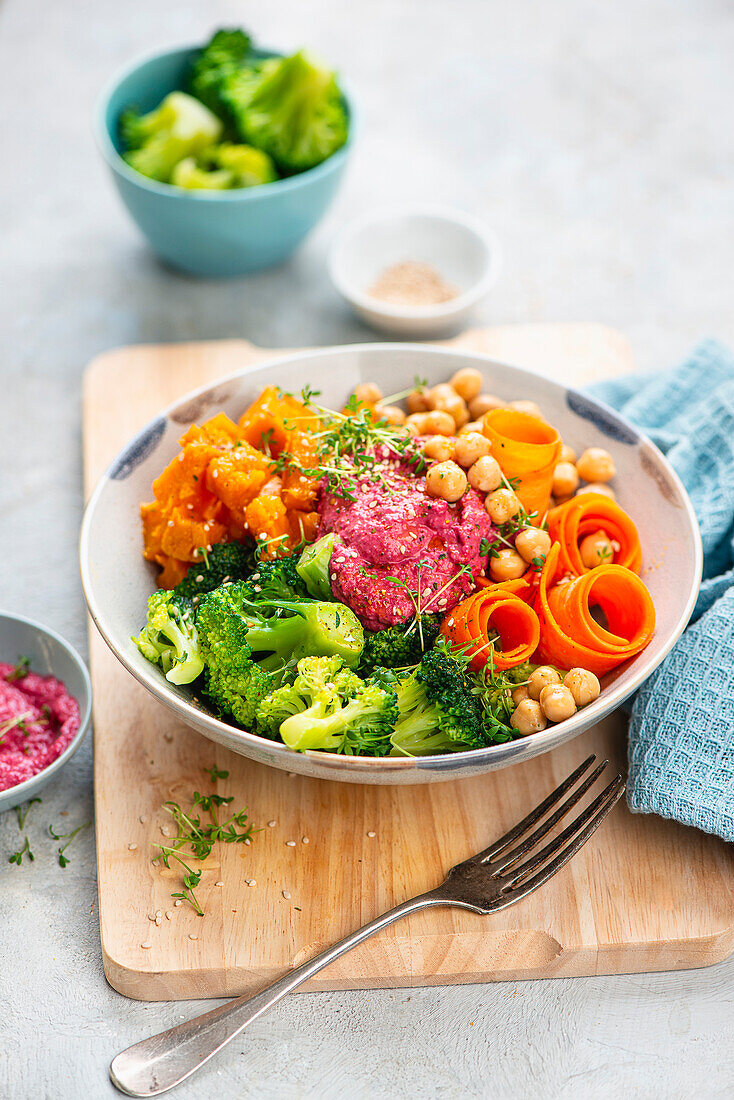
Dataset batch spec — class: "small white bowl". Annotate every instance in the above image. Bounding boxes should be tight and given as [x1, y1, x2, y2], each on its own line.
[329, 205, 502, 337]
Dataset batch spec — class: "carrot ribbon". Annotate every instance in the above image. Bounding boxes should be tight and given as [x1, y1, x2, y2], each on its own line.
[532, 544, 655, 676]
[481, 408, 561, 520]
[547, 494, 642, 575]
[441, 579, 541, 671]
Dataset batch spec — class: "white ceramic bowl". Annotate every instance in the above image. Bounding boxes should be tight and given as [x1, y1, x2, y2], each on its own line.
[329, 207, 501, 337]
[0, 612, 92, 814]
[79, 345, 701, 785]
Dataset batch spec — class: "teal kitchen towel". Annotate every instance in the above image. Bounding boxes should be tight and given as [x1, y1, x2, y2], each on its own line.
[588, 339, 734, 841]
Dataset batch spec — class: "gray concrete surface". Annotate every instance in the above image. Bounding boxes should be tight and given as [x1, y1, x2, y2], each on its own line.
[1, 0, 733, 1097]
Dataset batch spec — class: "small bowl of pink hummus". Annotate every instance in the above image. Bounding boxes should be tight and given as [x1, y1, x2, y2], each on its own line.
[0, 612, 92, 814]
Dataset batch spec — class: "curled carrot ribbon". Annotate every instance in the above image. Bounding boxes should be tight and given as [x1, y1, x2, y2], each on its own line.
[481, 408, 561, 519]
[441, 579, 541, 671]
[533, 544, 655, 676]
[547, 494, 642, 575]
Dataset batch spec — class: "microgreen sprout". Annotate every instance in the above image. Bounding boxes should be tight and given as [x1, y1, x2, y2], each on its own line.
[8, 836, 34, 866]
[49, 820, 90, 868]
[5, 657, 30, 683]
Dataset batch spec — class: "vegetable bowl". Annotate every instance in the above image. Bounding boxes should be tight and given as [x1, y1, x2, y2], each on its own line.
[79, 345, 701, 784]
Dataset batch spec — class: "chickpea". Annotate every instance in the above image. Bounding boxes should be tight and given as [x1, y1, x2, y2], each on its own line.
[576, 482, 616, 501]
[354, 382, 382, 405]
[512, 684, 530, 706]
[459, 420, 484, 435]
[539, 684, 577, 723]
[423, 435, 455, 462]
[425, 460, 468, 502]
[430, 386, 470, 429]
[552, 462, 580, 498]
[469, 393, 504, 420]
[576, 447, 616, 483]
[454, 431, 491, 468]
[407, 389, 431, 414]
[468, 455, 503, 493]
[405, 413, 429, 436]
[450, 367, 483, 402]
[422, 409, 456, 436]
[485, 487, 521, 524]
[579, 529, 615, 569]
[515, 526, 552, 564]
[509, 399, 544, 419]
[511, 698, 547, 735]
[563, 668, 601, 708]
[528, 666, 562, 700]
[374, 404, 406, 426]
[560, 443, 577, 464]
[490, 548, 527, 582]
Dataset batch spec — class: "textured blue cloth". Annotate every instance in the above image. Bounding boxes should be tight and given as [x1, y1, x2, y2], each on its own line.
[588, 340, 734, 841]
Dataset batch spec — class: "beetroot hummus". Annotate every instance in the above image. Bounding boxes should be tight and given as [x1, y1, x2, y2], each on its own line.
[0, 662, 80, 792]
[318, 453, 495, 631]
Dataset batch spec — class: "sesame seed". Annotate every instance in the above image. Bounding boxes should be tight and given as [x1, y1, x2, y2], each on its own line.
[138, 815, 146, 824]
[174, 899, 183, 907]
[268, 820, 277, 828]
[155, 915, 162, 927]
[302, 836, 310, 844]
[367, 831, 377, 838]
[282, 891, 291, 900]
[286, 840, 296, 847]
[160, 826, 170, 837]
[165, 911, 173, 920]
[195, 574, 204, 582]
[247, 879, 257, 887]
[189, 934, 198, 941]
[141, 942, 152, 950]
[148, 913, 156, 922]
[128, 842, 137, 851]
[167, 520, 174, 527]
[244, 838, 251, 845]
[155, 910, 162, 919]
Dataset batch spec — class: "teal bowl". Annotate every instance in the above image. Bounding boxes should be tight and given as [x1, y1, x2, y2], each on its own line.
[95, 45, 353, 277]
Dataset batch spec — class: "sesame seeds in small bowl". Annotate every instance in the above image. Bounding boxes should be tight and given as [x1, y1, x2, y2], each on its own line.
[329, 205, 502, 338]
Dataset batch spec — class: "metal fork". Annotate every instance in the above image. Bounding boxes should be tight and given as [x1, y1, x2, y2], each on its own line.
[110, 755, 624, 1097]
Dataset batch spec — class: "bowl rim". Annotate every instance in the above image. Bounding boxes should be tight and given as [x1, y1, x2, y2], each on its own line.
[79, 343, 703, 777]
[0, 610, 93, 803]
[93, 41, 355, 202]
[328, 205, 503, 319]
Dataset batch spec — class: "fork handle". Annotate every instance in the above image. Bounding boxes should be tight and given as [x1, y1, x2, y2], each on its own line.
[110, 891, 446, 1097]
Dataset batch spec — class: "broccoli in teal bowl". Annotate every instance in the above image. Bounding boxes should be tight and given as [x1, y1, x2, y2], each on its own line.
[95, 30, 353, 276]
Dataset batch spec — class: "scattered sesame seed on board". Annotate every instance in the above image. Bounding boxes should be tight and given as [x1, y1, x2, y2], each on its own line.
[138, 815, 146, 824]
[367, 831, 377, 838]
[247, 879, 256, 887]
[286, 840, 296, 847]
[282, 891, 291, 900]
[141, 942, 152, 950]
[127, 843, 137, 851]
[155, 915, 162, 927]
[268, 820, 277, 828]
[165, 911, 173, 920]
[302, 837, 310, 844]
[189, 934, 198, 941]
[215, 881, 224, 887]
[174, 899, 183, 907]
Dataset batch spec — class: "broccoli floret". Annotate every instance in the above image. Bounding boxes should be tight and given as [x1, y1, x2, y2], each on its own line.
[195, 585, 271, 726]
[133, 590, 204, 685]
[189, 29, 252, 118]
[174, 542, 254, 601]
[240, 557, 308, 603]
[390, 648, 485, 756]
[257, 656, 397, 754]
[241, 597, 364, 670]
[120, 91, 223, 183]
[215, 143, 278, 186]
[222, 51, 348, 173]
[295, 533, 338, 600]
[171, 156, 234, 189]
[360, 615, 442, 675]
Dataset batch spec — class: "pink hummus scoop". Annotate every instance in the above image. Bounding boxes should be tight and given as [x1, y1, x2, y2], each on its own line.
[0, 662, 80, 792]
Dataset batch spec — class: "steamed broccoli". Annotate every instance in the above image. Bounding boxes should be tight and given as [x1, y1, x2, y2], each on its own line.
[240, 556, 308, 603]
[133, 590, 204, 685]
[174, 541, 254, 601]
[360, 615, 442, 675]
[389, 648, 485, 756]
[195, 582, 364, 724]
[221, 51, 348, 172]
[257, 656, 397, 754]
[216, 143, 278, 186]
[171, 156, 234, 189]
[195, 584, 271, 726]
[189, 28, 252, 118]
[120, 91, 223, 183]
[296, 533, 337, 600]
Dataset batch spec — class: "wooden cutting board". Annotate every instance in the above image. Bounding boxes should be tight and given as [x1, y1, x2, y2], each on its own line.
[83, 324, 734, 1001]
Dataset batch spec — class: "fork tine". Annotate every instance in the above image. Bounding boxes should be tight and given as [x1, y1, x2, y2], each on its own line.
[470, 754, 598, 863]
[489, 758, 609, 874]
[499, 775, 625, 897]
